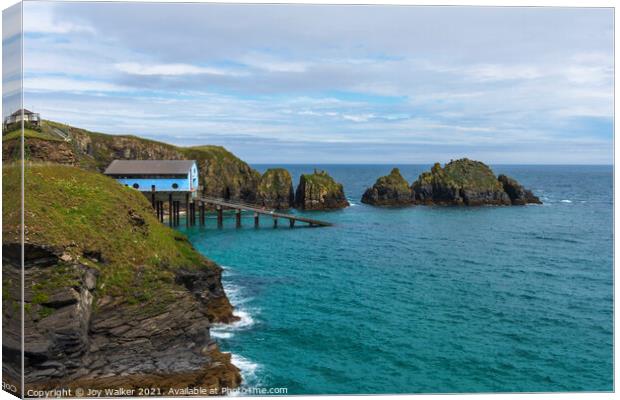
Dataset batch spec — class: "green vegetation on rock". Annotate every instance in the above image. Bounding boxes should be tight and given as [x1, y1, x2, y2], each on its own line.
[257, 168, 294, 209]
[295, 169, 349, 210]
[411, 158, 540, 206]
[361, 168, 412, 206]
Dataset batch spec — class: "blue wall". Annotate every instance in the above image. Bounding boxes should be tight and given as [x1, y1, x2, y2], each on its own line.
[116, 177, 192, 192]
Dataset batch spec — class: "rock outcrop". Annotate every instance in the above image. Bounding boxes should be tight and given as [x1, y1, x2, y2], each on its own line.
[257, 168, 294, 209]
[361, 168, 412, 206]
[294, 170, 349, 210]
[498, 174, 542, 205]
[2, 164, 241, 395]
[411, 158, 540, 206]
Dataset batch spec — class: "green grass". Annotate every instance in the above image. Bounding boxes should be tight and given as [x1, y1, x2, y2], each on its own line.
[417, 158, 502, 191]
[259, 168, 291, 194]
[5, 163, 211, 312]
[374, 168, 410, 190]
[3, 128, 63, 142]
[302, 170, 341, 190]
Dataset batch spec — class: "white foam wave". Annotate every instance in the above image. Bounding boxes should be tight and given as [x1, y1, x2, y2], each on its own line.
[211, 270, 258, 340]
[560, 199, 572, 203]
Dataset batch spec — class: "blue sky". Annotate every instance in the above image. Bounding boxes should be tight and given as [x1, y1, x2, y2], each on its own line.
[4, 2, 614, 163]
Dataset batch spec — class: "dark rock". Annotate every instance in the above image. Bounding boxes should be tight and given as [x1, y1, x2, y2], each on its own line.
[361, 168, 412, 206]
[498, 174, 542, 205]
[411, 159, 515, 206]
[294, 169, 349, 210]
[257, 168, 294, 209]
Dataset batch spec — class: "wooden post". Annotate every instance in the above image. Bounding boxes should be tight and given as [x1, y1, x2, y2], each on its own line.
[173, 201, 178, 226]
[289, 219, 295, 228]
[254, 212, 259, 228]
[159, 202, 164, 223]
[217, 206, 223, 228]
[192, 202, 196, 226]
[200, 202, 205, 226]
[185, 193, 190, 228]
[235, 209, 241, 228]
[273, 217, 278, 228]
[151, 190, 155, 208]
[168, 194, 173, 227]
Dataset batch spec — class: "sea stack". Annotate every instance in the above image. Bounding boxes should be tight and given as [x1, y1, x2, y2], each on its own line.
[498, 174, 542, 205]
[410, 158, 541, 206]
[361, 168, 412, 206]
[257, 168, 294, 209]
[294, 169, 349, 210]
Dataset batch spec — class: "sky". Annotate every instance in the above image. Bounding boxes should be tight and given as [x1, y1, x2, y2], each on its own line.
[3, 2, 614, 164]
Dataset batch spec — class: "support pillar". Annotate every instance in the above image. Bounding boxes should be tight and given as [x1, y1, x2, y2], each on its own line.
[159, 202, 164, 223]
[151, 190, 155, 208]
[192, 202, 196, 226]
[173, 201, 178, 226]
[217, 206, 223, 228]
[185, 193, 190, 228]
[200, 202, 205, 226]
[168, 194, 173, 227]
[273, 217, 278, 228]
[235, 209, 242, 228]
[254, 212, 259, 228]
[289, 219, 295, 228]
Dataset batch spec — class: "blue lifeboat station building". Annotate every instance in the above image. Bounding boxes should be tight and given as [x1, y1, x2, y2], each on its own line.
[104, 160, 200, 226]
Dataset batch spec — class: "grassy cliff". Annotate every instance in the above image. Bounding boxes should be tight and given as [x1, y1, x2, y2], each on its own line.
[11, 163, 230, 314]
[3, 163, 240, 391]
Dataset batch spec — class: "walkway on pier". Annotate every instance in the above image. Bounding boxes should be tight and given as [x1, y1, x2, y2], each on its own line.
[201, 196, 333, 228]
[153, 194, 333, 228]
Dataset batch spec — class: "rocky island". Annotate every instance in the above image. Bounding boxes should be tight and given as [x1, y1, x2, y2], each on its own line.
[294, 169, 349, 210]
[257, 168, 295, 209]
[361, 168, 412, 206]
[411, 158, 541, 206]
[360, 159, 541, 206]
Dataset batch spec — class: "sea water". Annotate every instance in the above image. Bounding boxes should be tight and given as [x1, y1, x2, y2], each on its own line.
[180, 165, 613, 394]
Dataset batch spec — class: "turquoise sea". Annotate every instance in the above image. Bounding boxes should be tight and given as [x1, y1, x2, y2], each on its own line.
[179, 165, 613, 394]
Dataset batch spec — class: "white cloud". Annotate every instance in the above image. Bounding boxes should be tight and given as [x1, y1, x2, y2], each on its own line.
[114, 62, 245, 77]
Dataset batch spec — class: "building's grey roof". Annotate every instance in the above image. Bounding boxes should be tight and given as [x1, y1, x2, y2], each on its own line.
[10, 108, 35, 116]
[104, 160, 196, 175]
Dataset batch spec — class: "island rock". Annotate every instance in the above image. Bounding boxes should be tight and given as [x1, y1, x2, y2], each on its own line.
[361, 168, 412, 206]
[411, 159, 513, 206]
[498, 174, 542, 205]
[294, 169, 349, 210]
[257, 168, 294, 209]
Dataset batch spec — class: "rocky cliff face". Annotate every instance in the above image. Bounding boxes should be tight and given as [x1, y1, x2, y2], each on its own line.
[3, 137, 77, 166]
[361, 168, 412, 206]
[498, 174, 542, 205]
[182, 146, 261, 203]
[411, 159, 540, 206]
[257, 168, 294, 209]
[294, 170, 349, 210]
[2, 165, 241, 394]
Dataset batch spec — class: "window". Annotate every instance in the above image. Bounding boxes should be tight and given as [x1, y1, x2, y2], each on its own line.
[133, 183, 140, 189]
[172, 183, 179, 189]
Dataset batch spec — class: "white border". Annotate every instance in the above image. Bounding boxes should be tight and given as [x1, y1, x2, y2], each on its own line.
[0, 1, 615, 400]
